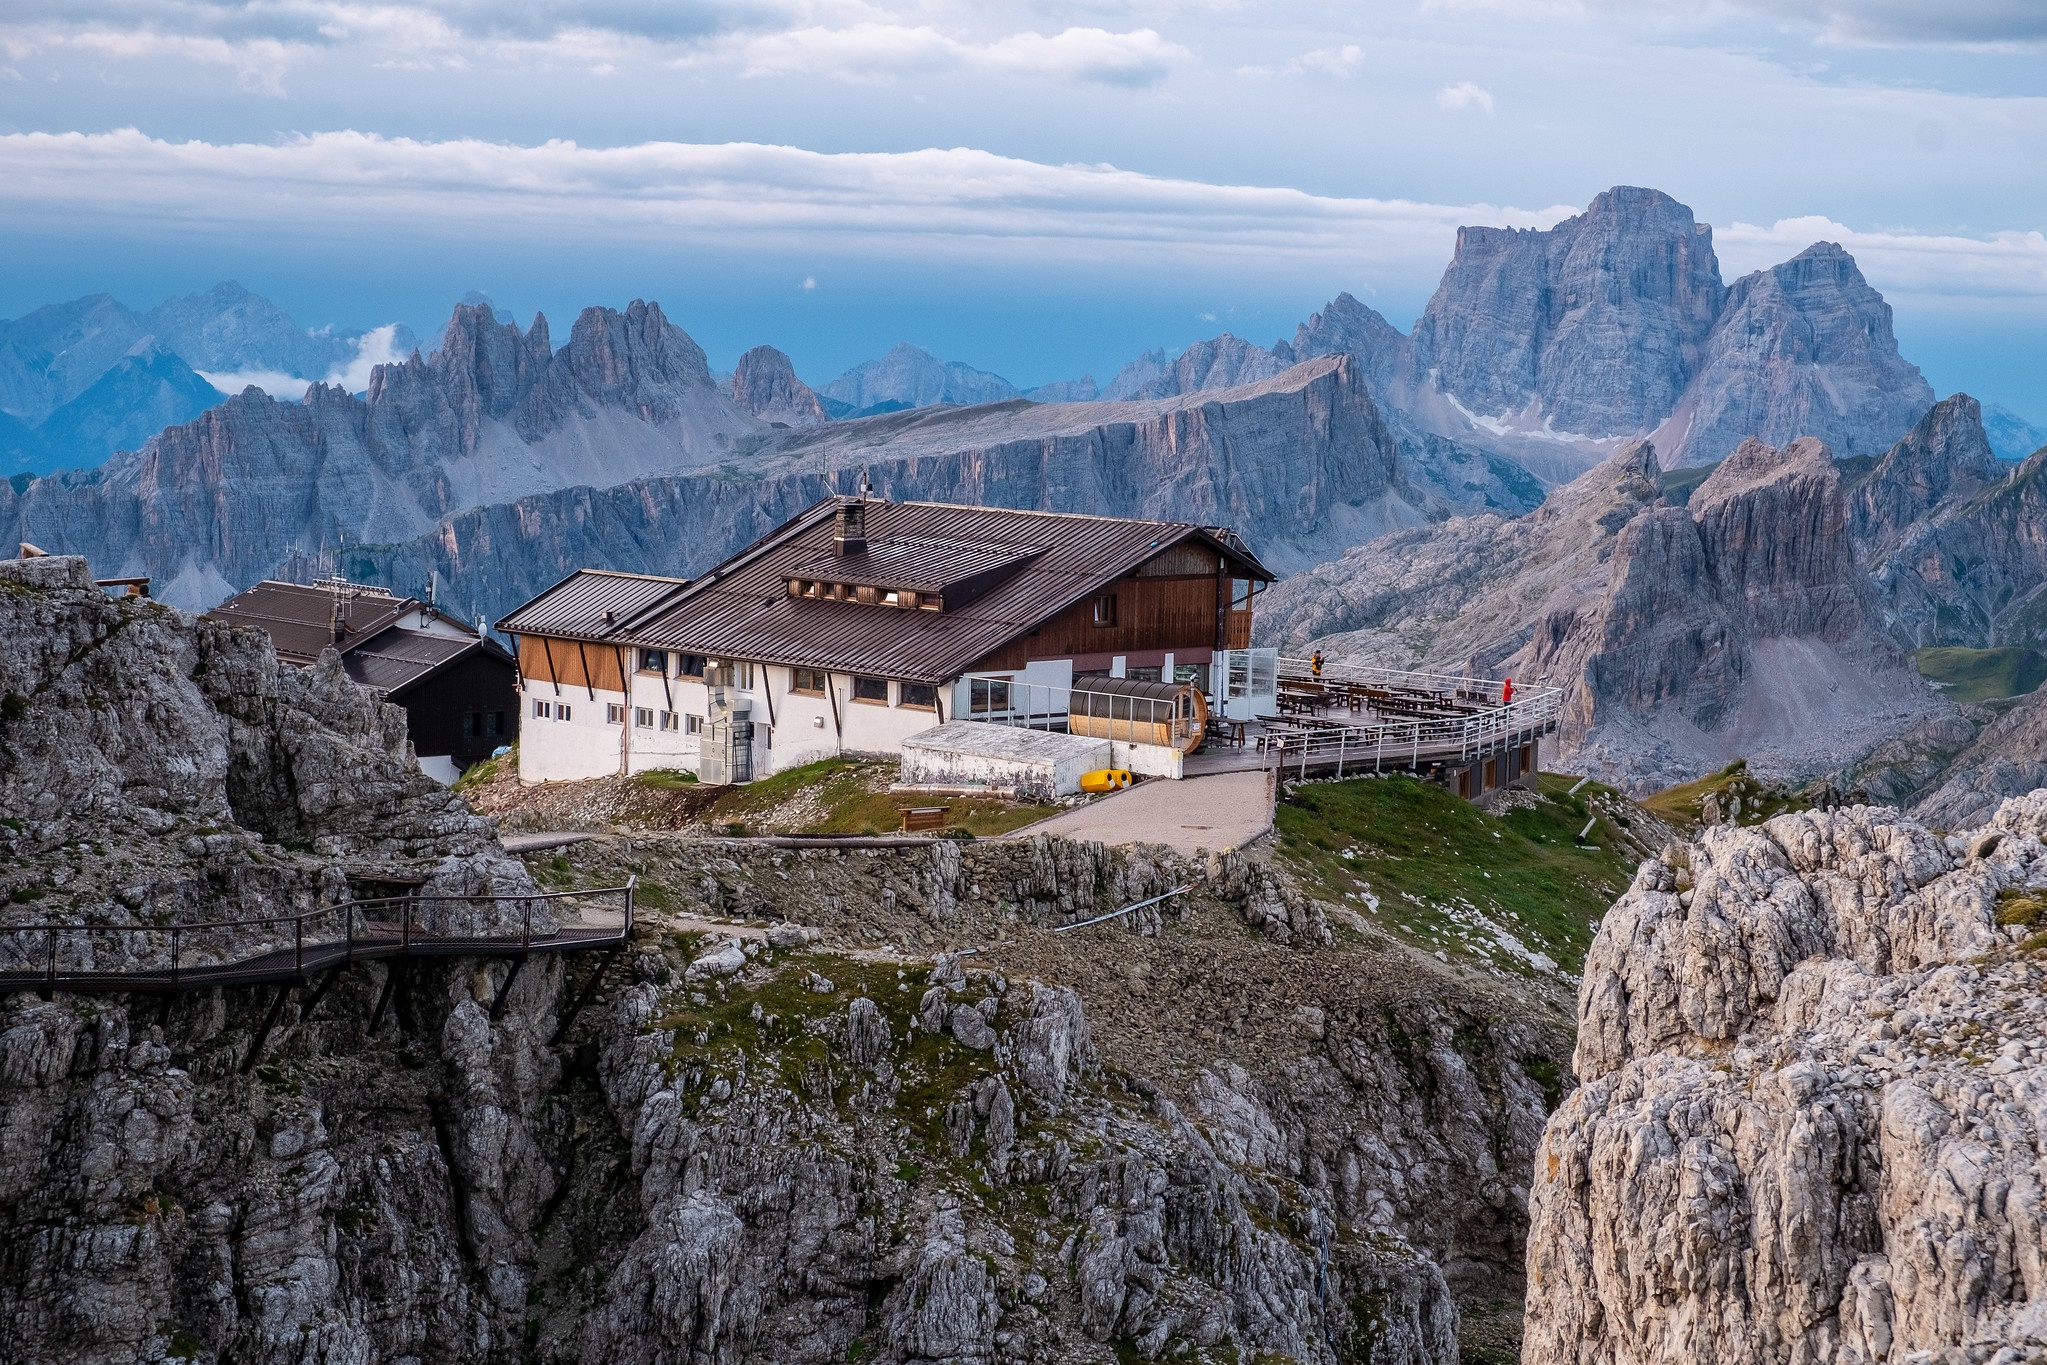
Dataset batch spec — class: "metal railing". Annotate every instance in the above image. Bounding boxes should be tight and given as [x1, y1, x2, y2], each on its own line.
[0, 881, 635, 994]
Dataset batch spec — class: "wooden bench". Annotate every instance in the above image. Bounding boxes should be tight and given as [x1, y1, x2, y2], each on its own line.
[899, 807, 949, 833]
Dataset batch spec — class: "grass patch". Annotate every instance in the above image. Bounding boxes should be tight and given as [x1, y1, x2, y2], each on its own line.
[1995, 889, 2047, 928]
[1273, 773, 1635, 976]
[1914, 646, 2047, 704]
[1642, 759, 1809, 831]
[698, 757, 1055, 837]
[1658, 459, 1720, 507]
[636, 768, 698, 789]
[452, 746, 512, 793]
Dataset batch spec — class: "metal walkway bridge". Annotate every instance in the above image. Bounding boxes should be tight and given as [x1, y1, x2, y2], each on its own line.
[0, 880, 637, 1066]
[1245, 656, 1562, 782]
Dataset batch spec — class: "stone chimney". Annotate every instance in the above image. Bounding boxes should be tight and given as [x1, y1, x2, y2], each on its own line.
[834, 496, 868, 556]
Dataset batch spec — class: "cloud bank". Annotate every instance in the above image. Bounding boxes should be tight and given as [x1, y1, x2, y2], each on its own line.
[2, 129, 2036, 309]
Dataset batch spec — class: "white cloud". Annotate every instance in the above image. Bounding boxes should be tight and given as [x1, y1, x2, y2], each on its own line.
[0, 129, 1578, 292]
[194, 321, 409, 400]
[2, 129, 2035, 309]
[328, 322, 409, 391]
[0, 4, 1187, 89]
[801, 275, 816, 290]
[1719, 215, 2047, 298]
[196, 367, 310, 398]
[1436, 80, 1494, 112]
[715, 23, 1186, 86]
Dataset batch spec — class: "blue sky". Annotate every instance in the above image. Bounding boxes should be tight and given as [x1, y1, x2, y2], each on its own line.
[0, 0, 2042, 415]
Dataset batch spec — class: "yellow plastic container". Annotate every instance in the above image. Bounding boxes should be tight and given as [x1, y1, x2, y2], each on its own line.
[1079, 769, 1134, 793]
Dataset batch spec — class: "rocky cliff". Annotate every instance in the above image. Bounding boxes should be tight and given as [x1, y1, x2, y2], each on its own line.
[329, 353, 1438, 623]
[1852, 397, 2047, 653]
[0, 555, 1569, 1364]
[1409, 187, 1726, 441]
[1523, 794, 2047, 1362]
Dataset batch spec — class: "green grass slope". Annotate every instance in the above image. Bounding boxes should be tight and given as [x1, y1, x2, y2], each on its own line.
[1273, 773, 1640, 978]
[1913, 646, 2047, 704]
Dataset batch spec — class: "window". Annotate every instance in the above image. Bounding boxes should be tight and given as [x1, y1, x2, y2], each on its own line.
[1126, 666, 1162, 682]
[791, 668, 828, 695]
[639, 649, 668, 674]
[852, 676, 889, 704]
[532, 699, 552, 719]
[557, 703, 573, 722]
[605, 703, 624, 725]
[1092, 593, 1117, 627]
[676, 654, 707, 679]
[660, 710, 680, 732]
[635, 707, 655, 729]
[900, 682, 937, 709]
[462, 710, 506, 738]
[685, 714, 704, 735]
[711, 660, 755, 690]
[486, 710, 503, 737]
[1173, 663, 1210, 694]
[969, 678, 1011, 714]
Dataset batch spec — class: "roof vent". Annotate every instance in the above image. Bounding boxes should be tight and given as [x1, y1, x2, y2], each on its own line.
[834, 497, 868, 557]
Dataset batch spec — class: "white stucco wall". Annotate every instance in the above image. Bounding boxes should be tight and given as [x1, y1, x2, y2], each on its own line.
[517, 681, 626, 783]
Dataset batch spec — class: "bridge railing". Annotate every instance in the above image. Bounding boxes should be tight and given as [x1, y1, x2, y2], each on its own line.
[1271, 656, 1562, 760]
[0, 880, 635, 991]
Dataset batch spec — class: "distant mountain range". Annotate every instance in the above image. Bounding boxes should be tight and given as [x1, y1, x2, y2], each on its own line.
[817, 188, 2023, 481]
[0, 282, 410, 477]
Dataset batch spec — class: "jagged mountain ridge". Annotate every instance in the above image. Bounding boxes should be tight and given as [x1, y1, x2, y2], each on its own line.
[1, 300, 764, 608]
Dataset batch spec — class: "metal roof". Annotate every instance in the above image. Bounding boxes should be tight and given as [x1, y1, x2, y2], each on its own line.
[494, 568, 692, 640]
[205, 580, 417, 663]
[494, 497, 1274, 684]
[341, 627, 481, 695]
[788, 536, 1043, 596]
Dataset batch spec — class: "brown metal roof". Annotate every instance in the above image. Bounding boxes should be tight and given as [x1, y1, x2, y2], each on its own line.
[341, 627, 481, 694]
[205, 580, 415, 663]
[494, 568, 692, 640]
[788, 536, 1043, 597]
[501, 498, 1273, 684]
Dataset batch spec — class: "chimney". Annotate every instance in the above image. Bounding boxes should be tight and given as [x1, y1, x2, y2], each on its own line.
[834, 496, 868, 557]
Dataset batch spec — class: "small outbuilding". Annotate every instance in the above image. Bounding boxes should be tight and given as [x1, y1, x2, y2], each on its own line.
[205, 578, 519, 783]
[899, 722, 1110, 801]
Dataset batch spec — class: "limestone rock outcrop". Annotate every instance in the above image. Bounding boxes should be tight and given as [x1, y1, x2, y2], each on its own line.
[730, 344, 828, 427]
[1523, 794, 2047, 1364]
